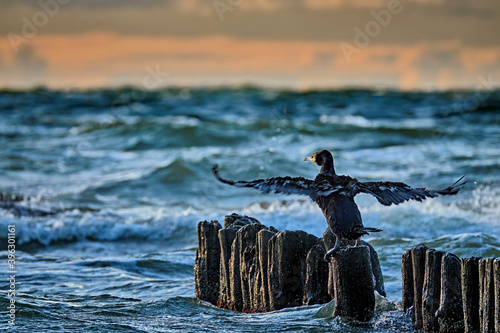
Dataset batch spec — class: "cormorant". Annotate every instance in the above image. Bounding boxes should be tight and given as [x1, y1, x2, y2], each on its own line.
[212, 150, 465, 259]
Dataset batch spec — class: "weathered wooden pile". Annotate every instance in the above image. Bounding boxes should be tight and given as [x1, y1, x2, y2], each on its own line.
[194, 213, 386, 321]
[402, 244, 500, 333]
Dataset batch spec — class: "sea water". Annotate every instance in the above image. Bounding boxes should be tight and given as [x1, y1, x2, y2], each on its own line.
[0, 87, 499, 332]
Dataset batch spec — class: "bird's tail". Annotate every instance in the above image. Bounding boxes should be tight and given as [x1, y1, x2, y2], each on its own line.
[361, 227, 383, 233]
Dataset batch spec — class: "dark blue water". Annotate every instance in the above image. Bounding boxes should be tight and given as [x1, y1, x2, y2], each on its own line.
[1, 87, 499, 332]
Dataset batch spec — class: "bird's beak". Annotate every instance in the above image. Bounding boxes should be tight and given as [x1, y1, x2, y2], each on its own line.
[304, 156, 313, 162]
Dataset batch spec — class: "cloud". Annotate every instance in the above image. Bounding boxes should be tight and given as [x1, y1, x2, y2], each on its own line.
[14, 45, 47, 77]
[238, 0, 285, 11]
[305, 0, 385, 9]
[0, 33, 499, 90]
[311, 51, 336, 68]
[1, 0, 499, 48]
[0, 0, 166, 10]
[412, 40, 463, 71]
[303, 0, 454, 9]
[0, 44, 47, 87]
[1, 0, 499, 90]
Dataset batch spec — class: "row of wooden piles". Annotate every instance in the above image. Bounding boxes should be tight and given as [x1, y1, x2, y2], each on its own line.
[194, 214, 386, 321]
[402, 244, 500, 333]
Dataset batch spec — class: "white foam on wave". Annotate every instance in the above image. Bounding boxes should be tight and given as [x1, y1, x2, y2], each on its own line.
[356, 186, 500, 240]
[0, 208, 208, 246]
[319, 114, 437, 129]
[236, 183, 500, 240]
[2, 183, 497, 247]
[241, 199, 331, 237]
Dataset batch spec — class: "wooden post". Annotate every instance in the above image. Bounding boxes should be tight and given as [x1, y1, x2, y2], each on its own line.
[436, 253, 463, 333]
[228, 227, 244, 311]
[323, 228, 386, 298]
[401, 245, 500, 333]
[331, 246, 375, 322]
[217, 228, 237, 309]
[323, 228, 336, 300]
[328, 261, 335, 300]
[479, 258, 495, 333]
[422, 249, 444, 332]
[364, 240, 387, 298]
[268, 230, 319, 311]
[194, 220, 222, 305]
[411, 244, 428, 329]
[196, 214, 386, 314]
[251, 229, 275, 312]
[402, 249, 414, 312]
[303, 244, 330, 305]
[494, 258, 500, 333]
[238, 224, 265, 313]
[461, 257, 481, 333]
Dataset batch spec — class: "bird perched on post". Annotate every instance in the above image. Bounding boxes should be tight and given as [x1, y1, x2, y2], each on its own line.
[212, 150, 465, 259]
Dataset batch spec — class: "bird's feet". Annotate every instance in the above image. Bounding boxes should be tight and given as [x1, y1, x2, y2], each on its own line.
[324, 237, 341, 261]
[324, 247, 337, 261]
[324, 233, 342, 261]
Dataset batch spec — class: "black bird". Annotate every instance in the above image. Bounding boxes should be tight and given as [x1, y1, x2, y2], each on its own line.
[212, 150, 465, 259]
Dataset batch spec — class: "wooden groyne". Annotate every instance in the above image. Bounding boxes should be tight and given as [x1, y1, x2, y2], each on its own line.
[195, 216, 500, 330]
[194, 214, 386, 321]
[402, 244, 500, 333]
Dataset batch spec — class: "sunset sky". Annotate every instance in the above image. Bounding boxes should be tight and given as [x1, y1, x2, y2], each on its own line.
[1, 0, 499, 90]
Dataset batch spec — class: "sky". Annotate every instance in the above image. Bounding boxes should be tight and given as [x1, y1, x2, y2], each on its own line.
[0, 0, 499, 90]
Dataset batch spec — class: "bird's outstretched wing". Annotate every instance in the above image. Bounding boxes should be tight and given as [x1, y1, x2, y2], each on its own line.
[212, 165, 340, 199]
[356, 176, 466, 206]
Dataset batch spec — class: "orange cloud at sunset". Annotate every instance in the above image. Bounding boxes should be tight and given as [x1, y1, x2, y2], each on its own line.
[1, 33, 499, 90]
[1, 0, 499, 90]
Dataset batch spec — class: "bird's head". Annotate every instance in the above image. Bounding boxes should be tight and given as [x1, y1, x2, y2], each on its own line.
[303, 150, 333, 167]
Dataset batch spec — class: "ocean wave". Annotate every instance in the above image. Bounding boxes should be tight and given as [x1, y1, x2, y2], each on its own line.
[424, 232, 500, 258]
[2, 181, 497, 248]
[318, 114, 443, 134]
[236, 183, 500, 240]
[0, 209, 203, 246]
[76, 258, 194, 278]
